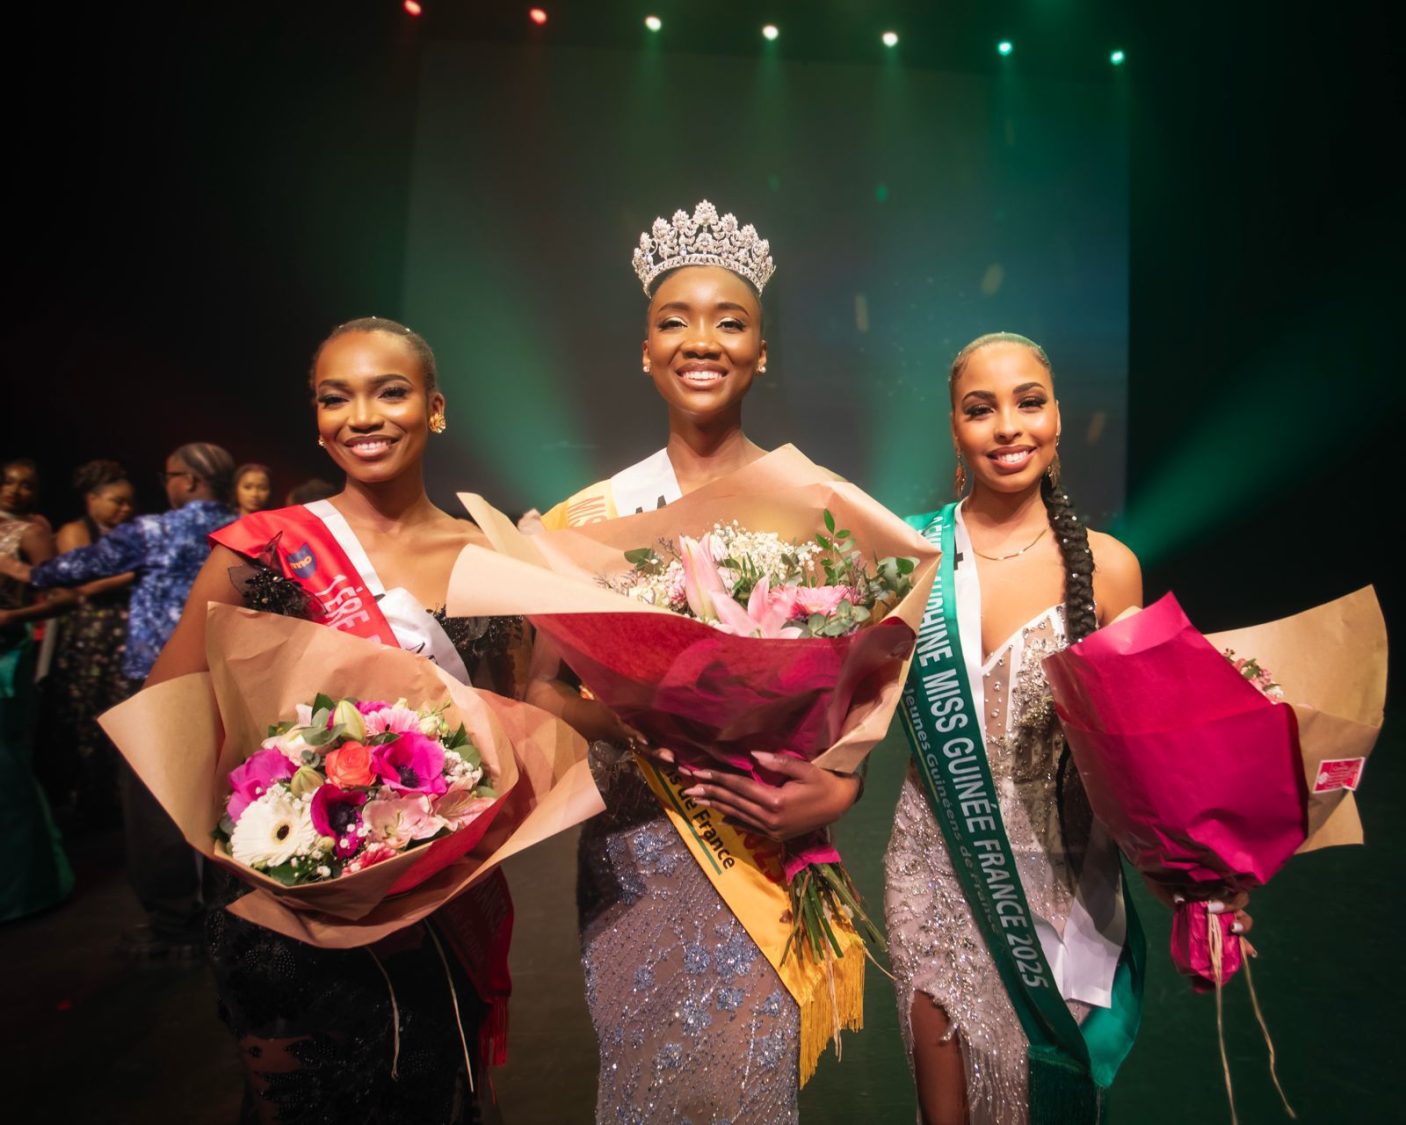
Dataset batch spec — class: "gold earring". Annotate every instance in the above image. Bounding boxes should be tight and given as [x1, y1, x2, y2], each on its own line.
[953, 456, 967, 497]
[1046, 454, 1061, 488]
[317, 436, 326, 448]
[429, 413, 447, 434]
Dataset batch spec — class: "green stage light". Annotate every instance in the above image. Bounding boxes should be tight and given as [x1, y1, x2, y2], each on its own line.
[882, 31, 899, 48]
[762, 24, 779, 41]
[997, 40, 1013, 56]
[1110, 49, 1126, 65]
[644, 15, 661, 32]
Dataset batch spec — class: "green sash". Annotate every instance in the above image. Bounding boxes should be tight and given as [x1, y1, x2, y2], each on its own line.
[897, 504, 1144, 1124]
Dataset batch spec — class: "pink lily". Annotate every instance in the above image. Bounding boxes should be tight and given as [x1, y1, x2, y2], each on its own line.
[678, 534, 730, 622]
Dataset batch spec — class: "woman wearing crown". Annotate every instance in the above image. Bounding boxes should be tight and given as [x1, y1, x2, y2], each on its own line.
[527, 202, 864, 1122]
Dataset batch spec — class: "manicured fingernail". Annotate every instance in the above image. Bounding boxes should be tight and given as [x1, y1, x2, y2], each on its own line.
[1206, 900, 1226, 914]
[1231, 922, 1244, 935]
[682, 786, 703, 798]
[1172, 894, 1186, 905]
[751, 750, 778, 761]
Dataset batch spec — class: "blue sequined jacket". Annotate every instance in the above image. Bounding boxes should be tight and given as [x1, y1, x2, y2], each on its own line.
[30, 499, 234, 679]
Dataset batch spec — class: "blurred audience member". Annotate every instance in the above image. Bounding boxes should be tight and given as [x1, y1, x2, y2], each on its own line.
[0, 465, 75, 922]
[233, 462, 272, 517]
[0, 442, 235, 955]
[286, 476, 338, 505]
[0, 458, 52, 533]
[36, 461, 138, 827]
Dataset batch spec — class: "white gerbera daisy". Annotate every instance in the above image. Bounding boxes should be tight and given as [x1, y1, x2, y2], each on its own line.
[230, 791, 319, 869]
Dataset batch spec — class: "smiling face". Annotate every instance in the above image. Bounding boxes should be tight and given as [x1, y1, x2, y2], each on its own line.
[313, 331, 443, 486]
[950, 342, 1061, 495]
[642, 265, 766, 425]
[235, 470, 271, 516]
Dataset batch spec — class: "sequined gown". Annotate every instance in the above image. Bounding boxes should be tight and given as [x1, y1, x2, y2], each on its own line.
[885, 606, 1111, 1125]
[579, 741, 800, 1125]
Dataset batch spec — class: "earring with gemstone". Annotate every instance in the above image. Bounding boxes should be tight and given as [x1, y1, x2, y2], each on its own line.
[429, 413, 447, 434]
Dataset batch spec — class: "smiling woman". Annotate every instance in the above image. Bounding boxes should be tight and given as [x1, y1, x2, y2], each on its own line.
[529, 202, 864, 1125]
[144, 316, 526, 1124]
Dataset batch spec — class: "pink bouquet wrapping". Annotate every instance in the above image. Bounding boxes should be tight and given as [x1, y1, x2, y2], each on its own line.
[1043, 587, 1386, 989]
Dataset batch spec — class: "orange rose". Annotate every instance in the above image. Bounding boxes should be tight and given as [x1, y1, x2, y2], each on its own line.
[323, 741, 376, 789]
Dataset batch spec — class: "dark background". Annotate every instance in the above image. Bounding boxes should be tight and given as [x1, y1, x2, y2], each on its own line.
[7, 2, 1401, 1121]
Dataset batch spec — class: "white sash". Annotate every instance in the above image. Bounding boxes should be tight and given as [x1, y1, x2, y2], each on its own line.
[303, 500, 473, 685]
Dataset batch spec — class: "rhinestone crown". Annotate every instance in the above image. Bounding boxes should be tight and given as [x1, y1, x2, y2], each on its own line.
[631, 200, 775, 296]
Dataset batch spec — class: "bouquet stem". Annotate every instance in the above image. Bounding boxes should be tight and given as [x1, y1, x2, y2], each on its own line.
[782, 861, 887, 968]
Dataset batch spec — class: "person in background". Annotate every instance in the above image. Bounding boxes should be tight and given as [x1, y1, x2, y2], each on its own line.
[0, 463, 75, 921]
[232, 462, 272, 517]
[0, 458, 52, 533]
[285, 475, 339, 505]
[35, 460, 137, 827]
[0, 442, 236, 956]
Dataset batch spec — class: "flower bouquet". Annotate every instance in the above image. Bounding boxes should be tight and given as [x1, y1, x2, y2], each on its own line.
[221, 694, 502, 888]
[100, 603, 603, 948]
[1042, 586, 1385, 1120]
[1042, 587, 1385, 989]
[446, 447, 940, 1080]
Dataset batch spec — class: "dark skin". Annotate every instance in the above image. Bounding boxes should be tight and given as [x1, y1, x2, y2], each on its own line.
[907, 342, 1250, 1125]
[55, 479, 137, 598]
[148, 331, 471, 687]
[526, 265, 861, 840]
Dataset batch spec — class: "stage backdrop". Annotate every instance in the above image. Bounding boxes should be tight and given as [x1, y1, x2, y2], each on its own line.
[404, 41, 1129, 523]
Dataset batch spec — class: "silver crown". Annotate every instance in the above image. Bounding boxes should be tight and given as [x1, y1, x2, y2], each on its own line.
[632, 200, 775, 296]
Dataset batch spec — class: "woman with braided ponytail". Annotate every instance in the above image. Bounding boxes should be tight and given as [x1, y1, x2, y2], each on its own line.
[885, 333, 1167, 1125]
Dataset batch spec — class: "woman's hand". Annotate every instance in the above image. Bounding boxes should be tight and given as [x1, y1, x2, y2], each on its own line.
[669, 750, 861, 841]
[1146, 876, 1253, 936]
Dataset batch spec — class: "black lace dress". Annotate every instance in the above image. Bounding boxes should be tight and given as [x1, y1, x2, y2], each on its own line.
[207, 564, 524, 1125]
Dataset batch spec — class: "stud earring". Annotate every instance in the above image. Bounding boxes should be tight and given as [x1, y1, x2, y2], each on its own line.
[317, 436, 326, 448]
[429, 413, 447, 434]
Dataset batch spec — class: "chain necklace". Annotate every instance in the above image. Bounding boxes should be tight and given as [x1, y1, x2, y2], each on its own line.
[969, 524, 1050, 561]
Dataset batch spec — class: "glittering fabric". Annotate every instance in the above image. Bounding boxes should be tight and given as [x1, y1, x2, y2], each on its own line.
[884, 606, 1106, 1125]
[578, 741, 800, 1125]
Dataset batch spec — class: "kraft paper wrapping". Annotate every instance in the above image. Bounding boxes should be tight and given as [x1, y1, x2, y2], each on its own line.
[446, 446, 941, 773]
[99, 604, 602, 947]
[1207, 586, 1386, 851]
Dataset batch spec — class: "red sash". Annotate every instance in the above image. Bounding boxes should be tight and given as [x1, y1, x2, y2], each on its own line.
[210, 504, 516, 1071]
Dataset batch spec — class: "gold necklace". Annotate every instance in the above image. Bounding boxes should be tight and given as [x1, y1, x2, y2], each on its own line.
[969, 524, 1049, 561]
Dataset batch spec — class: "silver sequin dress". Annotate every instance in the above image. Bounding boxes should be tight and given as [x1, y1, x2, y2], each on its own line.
[884, 605, 1118, 1125]
[578, 742, 800, 1125]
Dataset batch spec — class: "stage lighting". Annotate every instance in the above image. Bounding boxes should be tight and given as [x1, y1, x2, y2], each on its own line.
[997, 40, 1013, 56]
[762, 24, 779, 41]
[881, 31, 899, 48]
[403, 0, 421, 16]
[645, 15, 662, 32]
[1110, 49, 1126, 65]
[528, 7, 547, 25]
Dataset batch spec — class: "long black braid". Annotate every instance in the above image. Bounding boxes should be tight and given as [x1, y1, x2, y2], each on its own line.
[951, 332, 1098, 859]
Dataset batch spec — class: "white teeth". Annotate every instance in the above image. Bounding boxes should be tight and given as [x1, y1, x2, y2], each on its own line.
[994, 450, 1029, 464]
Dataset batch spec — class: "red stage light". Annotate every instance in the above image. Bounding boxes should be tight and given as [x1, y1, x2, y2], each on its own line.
[529, 7, 548, 24]
[404, 0, 422, 15]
